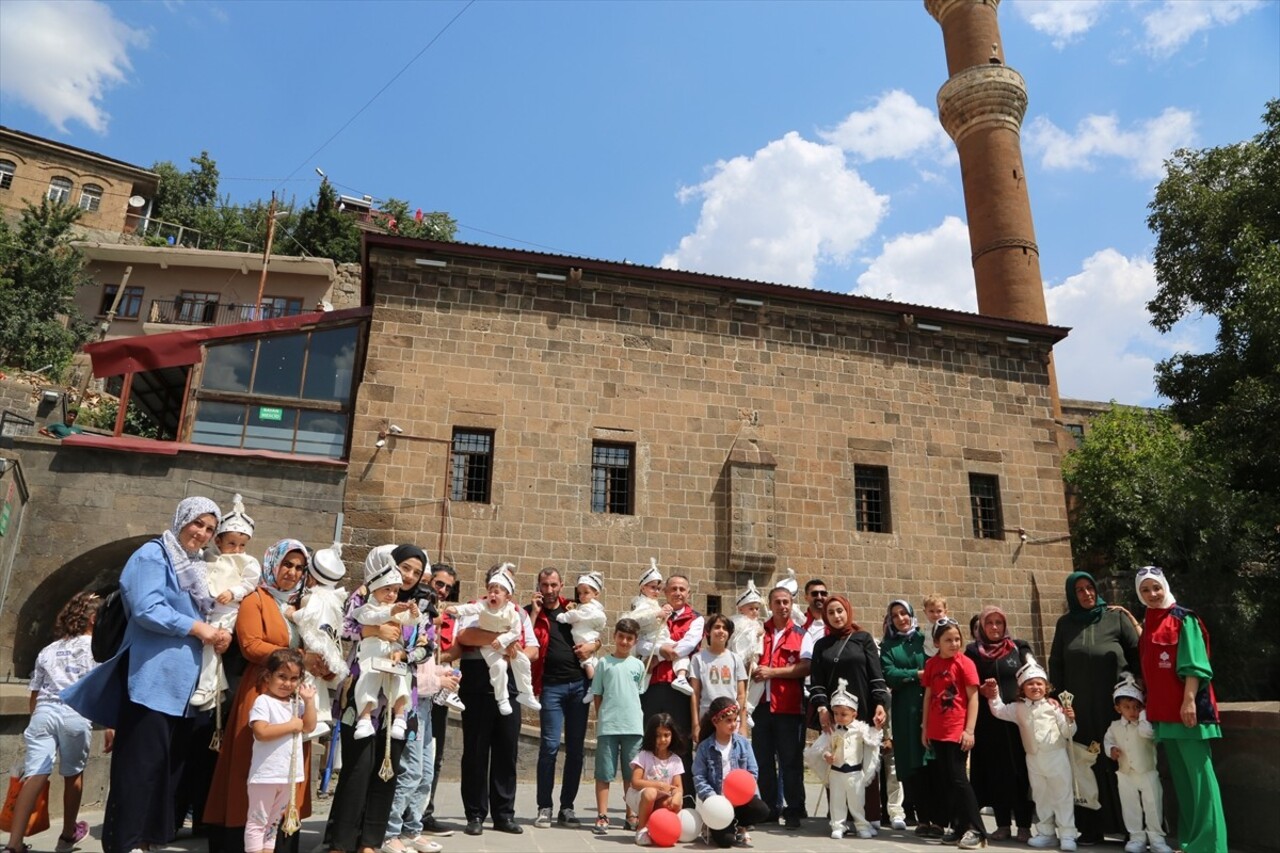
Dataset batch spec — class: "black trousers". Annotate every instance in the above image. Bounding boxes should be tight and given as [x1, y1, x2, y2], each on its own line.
[641, 682, 695, 805]
[421, 701, 449, 820]
[929, 740, 985, 837]
[708, 795, 772, 847]
[322, 719, 406, 852]
[459, 657, 521, 823]
[103, 698, 193, 853]
[750, 705, 805, 820]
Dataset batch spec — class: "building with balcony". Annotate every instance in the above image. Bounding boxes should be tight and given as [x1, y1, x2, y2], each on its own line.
[0, 126, 159, 239]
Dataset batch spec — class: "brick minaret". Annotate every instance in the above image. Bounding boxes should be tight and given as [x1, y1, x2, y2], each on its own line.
[925, 0, 1063, 418]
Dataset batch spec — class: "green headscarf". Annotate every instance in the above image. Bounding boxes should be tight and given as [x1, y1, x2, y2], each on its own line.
[1065, 570, 1107, 624]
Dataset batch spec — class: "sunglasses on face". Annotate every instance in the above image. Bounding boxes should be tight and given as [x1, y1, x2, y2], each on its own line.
[433, 579, 454, 592]
[809, 590, 828, 597]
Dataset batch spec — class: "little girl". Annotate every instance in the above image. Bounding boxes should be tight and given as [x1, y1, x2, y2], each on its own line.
[246, 649, 316, 853]
[627, 559, 692, 695]
[689, 614, 748, 738]
[556, 570, 607, 703]
[351, 566, 414, 739]
[983, 656, 1077, 851]
[445, 563, 540, 716]
[728, 581, 765, 723]
[692, 697, 771, 848]
[804, 678, 882, 839]
[5, 592, 102, 853]
[920, 617, 985, 850]
[628, 713, 686, 845]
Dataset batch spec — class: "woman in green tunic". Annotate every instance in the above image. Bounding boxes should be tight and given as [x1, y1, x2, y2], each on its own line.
[1137, 566, 1227, 853]
[879, 600, 940, 838]
[1047, 571, 1142, 843]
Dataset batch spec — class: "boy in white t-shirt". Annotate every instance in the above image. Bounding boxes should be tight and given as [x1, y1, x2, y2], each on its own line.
[245, 648, 317, 853]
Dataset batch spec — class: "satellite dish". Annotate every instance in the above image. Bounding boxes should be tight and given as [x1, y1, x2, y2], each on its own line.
[128, 195, 146, 208]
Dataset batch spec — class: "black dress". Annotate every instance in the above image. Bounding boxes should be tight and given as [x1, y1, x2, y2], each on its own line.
[965, 639, 1034, 831]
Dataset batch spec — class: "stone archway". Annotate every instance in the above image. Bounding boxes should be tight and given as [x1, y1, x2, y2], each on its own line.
[11, 534, 153, 676]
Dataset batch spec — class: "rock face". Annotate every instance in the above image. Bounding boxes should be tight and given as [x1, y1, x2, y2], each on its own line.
[327, 262, 363, 309]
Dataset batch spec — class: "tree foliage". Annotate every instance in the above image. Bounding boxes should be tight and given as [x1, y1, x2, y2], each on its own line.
[291, 180, 361, 264]
[0, 199, 94, 372]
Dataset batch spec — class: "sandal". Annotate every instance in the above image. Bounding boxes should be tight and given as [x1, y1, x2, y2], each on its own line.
[593, 814, 610, 835]
[622, 815, 638, 832]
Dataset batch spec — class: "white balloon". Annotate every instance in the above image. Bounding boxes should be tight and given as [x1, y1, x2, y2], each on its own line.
[697, 794, 735, 831]
[678, 808, 703, 842]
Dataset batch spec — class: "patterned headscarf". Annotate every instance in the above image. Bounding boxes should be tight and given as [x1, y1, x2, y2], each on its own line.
[1065, 570, 1108, 625]
[161, 496, 219, 617]
[261, 538, 309, 603]
[882, 599, 918, 642]
[975, 604, 1017, 660]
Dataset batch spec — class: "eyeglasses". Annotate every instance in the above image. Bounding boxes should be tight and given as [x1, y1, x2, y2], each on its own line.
[809, 590, 829, 598]
[433, 579, 455, 592]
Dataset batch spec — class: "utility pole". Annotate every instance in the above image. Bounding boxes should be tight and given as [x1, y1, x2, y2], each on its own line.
[254, 193, 278, 319]
[76, 264, 134, 400]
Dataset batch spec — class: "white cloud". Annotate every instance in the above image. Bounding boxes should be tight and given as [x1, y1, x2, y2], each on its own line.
[0, 0, 147, 133]
[1010, 0, 1108, 48]
[660, 132, 888, 286]
[853, 216, 976, 311]
[1025, 108, 1195, 179]
[819, 90, 952, 163]
[1141, 0, 1263, 56]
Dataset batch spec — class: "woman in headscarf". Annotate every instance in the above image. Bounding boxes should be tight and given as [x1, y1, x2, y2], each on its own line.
[964, 605, 1035, 842]
[1136, 566, 1226, 852]
[1048, 571, 1143, 843]
[879, 600, 936, 837]
[806, 595, 889, 826]
[63, 497, 232, 853]
[204, 538, 323, 853]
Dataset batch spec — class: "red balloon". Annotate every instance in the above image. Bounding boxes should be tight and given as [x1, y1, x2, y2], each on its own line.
[723, 768, 757, 807]
[647, 807, 681, 847]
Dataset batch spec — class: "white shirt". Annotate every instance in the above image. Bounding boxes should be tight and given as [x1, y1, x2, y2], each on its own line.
[30, 635, 95, 706]
[248, 693, 306, 784]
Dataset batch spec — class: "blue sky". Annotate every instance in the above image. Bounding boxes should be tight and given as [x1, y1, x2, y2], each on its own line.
[2, 0, 1277, 405]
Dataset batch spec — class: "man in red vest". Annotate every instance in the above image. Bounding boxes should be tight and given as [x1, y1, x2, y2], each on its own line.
[638, 573, 703, 803]
[751, 585, 811, 828]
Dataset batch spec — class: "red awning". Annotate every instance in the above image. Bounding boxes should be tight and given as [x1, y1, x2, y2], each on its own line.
[84, 306, 372, 378]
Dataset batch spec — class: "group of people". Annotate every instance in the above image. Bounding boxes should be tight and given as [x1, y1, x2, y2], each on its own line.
[0, 494, 1228, 853]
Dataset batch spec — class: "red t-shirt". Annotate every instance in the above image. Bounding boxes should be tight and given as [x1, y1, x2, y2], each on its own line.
[923, 653, 978, 743]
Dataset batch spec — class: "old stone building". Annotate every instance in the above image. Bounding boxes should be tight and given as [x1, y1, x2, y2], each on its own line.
[348, 235, 1073, 646]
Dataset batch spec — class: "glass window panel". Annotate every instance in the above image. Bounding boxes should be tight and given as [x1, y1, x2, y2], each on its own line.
[252, 334, 306, 398]
[244, 406, 297, 452]
[191, 401, 246, 448]
[302, 326, 359, 402]
[203, 341, 256, 392]
[296, 410, 348, 458]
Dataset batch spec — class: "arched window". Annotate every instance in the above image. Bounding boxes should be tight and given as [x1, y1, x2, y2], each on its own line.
[78, 183, 103, 212]
[47, 176, 72, 204]
[0, 160, 15, 191]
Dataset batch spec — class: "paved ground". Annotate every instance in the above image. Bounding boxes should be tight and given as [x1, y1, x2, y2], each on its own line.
[17, 782, 1045, 853]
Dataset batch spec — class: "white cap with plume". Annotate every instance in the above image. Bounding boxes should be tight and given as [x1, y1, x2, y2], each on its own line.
[1016, 654, 1048, 686]
[311, 541, 346, 585]
[639, 557, 662, 588]
[736, 580, 762, 608]
[830, 677, 859, 711]
[216, 493, 255, 538]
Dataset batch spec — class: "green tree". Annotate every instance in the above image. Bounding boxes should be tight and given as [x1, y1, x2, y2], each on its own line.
[0, 199, 94, 372]
[380, 198, 457, 242]
[291, 180, 361, 263]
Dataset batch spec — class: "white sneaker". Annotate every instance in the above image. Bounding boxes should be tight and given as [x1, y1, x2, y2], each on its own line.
[830, 830, 844, 840]
[1029, 834, 1057, 849]
[444, 693, 466, 712]
[353, 717, 376, 739]
[517, 693, 542, 711]
[636, 827, 652, 846]
[1124, 842, 1145, 853]
[1060, 840, 1077, 852]
[497, 699, 513, 716]
[857, 827, 875, 839]
[1150, 840, 1173, 853]
[390, 717, 408, 740]
[671, 676, 694, 696]
[892, 819, 907, 831]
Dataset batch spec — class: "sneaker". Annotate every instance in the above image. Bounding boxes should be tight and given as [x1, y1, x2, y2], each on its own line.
[671, 675, 694, 696]
[892, 819, 908, 831]
[784, 815, 802, 829]
[420, 817, 453, 836]
[941, 828, 960, 844]
[958, 830, 987, 850]
[445, 693, 466, 712]
[916, 824, 944, 839]
[353, 717, 376, 739]
[636, 827, 651, 846]
[408, 837, 441, 853]
[1150, 840, 1173, 853]
[594, 815, 610, 835]
[55, 822, 90, 853]
[857, 828, 874, 839]
[734, 828, 752, 847]
[517, 693, 542, 711]
[497, 699, 513, 716]
[1029, 836, 1057, 849]
[534, 808, 553, 829]
[831, 830, 845, 840]
[558, 808, 581, 827]
[390, 718, 408, 740]
[1060, 841, 1076, 853]
[1124, 842, 1146, 853]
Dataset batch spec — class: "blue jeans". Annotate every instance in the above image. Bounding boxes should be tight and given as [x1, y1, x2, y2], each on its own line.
[536, 679, 589, 811]
[387, 697, 436, 838]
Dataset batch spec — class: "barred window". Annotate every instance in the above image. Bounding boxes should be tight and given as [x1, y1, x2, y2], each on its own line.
[969, 473, 1004, 539]
[0, 160, 15, 191]
[450, 429, 494, 503]
[78, 183, 103, 212]
[47, 176, 72, 204]
[591, 442, 634, 514]
[854, 465, 891, 533]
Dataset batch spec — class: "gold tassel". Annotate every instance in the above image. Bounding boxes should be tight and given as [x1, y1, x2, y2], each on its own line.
[209, 655, 224, 752]
[280, 695, 302, 835]
[378, 713, 395, 781]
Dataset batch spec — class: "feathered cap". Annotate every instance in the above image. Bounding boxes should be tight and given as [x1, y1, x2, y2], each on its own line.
[830, 677, 859, 710]
[736, 580, 763, 608]
[363, 544, 399, 589]
[1112, 672, 1145, 704]
[1016, 654, 1048, 686]
[639, 557, 662, 588]
[311, 540, 346, 585]
[488, 561, 517, 595]
[215, 493, 255, 538]
[773, 567, 799, 596]
[575, 570, 604, 592]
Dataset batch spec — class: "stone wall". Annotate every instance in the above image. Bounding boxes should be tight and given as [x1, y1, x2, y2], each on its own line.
[327, 262, 363, 309]
[349, 244, 1075, 647]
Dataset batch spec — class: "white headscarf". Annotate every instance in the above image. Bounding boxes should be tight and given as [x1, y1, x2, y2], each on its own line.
[162, 496, 219, 617]
[1135, 565, 1176, 610]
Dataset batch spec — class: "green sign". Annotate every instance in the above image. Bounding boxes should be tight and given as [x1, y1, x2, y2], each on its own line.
[258, 407, 284, 422]
[0, 503, 10, 537]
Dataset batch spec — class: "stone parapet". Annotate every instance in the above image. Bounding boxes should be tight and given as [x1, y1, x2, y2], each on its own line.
[936, 64, 1028, 144]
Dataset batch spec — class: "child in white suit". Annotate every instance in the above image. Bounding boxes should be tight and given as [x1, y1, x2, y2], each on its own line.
[626, 559, 693, 695]
[286, 541, 348, 739]
[557, 570, 607, 704]
[983, 656, 1078, 851]
[1103, 675, 1171, 853]
[351, 565, 414, 740]
[445, 563, 541, 716]
[803, 678, 882, 839]
[729, 580, 765, 721]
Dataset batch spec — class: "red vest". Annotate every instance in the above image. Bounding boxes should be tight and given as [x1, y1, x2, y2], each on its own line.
[650, 606, 700, 684]
[1140, 606, 1219, 725]
[761, 621, 807, 714]
[529, 597, 571, 696]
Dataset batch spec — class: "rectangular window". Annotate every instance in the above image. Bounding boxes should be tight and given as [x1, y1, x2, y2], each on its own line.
[705, 595, 721, 616]
[176, 291, 221, 324]
[47, 177, 71, 204]
[1065, 423, 1085, 447]
[97, 285, 144, 320]
[591, 441, 634, 514]
[450, 429, 494, 503]
[260, 296, 305, 319]
[854, 464, 891, 533]
[78, 184, 103, 212]
[969, 473, 1004, 540]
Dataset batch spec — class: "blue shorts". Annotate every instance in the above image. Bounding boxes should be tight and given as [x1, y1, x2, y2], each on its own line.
[594, 733, 642, 782]
[22, 702, 92, 778]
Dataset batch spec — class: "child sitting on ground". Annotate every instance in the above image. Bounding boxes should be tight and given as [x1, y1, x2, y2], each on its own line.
[351, 563, 415, 739]
[692, 697, 771, 848]
[1103, 675, 1170, 853]
[556, 570, 608, 704]
[445, 563, 541, 716]
[729, 580, 765, 722]
[804, 678, 883, 839]
[286, 541, 347, 738]
[245, 648, 316, 853]
[628, 712, 686, 845]
[626, 559, 693, 696]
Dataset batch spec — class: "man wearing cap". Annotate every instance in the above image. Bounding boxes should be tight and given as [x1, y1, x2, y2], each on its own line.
[753, 584, 810, 828]
[528, 567, 601, 829]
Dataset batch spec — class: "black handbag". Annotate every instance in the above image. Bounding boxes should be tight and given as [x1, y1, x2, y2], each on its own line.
[90, 588, 127, 663]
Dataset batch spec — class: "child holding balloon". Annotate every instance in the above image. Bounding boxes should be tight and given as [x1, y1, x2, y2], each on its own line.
[627, 713, 685, 845]
[692, 697, 771, 848]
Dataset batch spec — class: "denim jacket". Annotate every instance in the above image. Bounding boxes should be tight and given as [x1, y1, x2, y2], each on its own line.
[692, 732, 758, 801]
